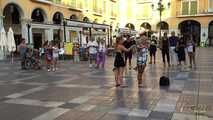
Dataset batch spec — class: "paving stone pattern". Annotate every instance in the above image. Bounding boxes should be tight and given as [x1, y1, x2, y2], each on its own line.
[0, 48, 213, 120]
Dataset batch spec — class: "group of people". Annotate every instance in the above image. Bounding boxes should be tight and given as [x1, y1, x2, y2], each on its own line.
[160, 32, 196, 68]
[18, 39, 60, 71]
[112, 31, 197, 88]
[86, 38, 107, 69]
[113, 33, 149, 88]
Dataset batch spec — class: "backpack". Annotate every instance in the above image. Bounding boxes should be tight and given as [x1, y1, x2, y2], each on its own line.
[159, 76, 170, 86]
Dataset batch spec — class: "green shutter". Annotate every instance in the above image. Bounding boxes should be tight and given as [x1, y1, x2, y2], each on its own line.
[182, 2, 189, 15]
[190, 1, 197, 15]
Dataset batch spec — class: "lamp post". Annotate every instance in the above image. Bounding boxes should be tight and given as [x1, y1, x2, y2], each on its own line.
[63, 19, 67, 43]
[152, 0, 170, 40]
[26, 22, 31, 45]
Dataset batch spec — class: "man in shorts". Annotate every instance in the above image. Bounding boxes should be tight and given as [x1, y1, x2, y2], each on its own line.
[87, 38, 98, 68]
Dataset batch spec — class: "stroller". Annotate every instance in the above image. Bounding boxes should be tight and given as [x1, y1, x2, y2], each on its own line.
[24, 48, 41, 70]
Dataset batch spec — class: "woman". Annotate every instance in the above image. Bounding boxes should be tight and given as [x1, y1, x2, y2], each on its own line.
[52, 42, 60, 71]
[113, 36, 134, 87]
[44, 41, 53, 72]
[136, 39, 148, 87]
[177, 35, 186, 65]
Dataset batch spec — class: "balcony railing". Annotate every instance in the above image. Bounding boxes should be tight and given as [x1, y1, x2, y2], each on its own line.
[176, 9, 213, 17]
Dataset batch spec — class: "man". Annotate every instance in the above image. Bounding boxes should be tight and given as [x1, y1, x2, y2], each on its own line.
[160, 32, 170, 67]
[169, 31, 178, 66]
[18, 39, 27, 70]
[123, 35, 136, 70]
[87, 37, 98, 68]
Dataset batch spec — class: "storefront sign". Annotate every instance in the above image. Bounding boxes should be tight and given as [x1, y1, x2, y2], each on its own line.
[64, 42, 73, 55]
[67, 21, 92, 28]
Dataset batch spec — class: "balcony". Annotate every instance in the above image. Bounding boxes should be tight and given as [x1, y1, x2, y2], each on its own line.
[176, 9, 213, 18]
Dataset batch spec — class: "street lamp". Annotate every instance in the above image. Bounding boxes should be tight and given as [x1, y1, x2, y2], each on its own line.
[152, 0, 170, 40]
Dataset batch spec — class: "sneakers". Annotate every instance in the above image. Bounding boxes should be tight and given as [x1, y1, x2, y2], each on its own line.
[48, 69, 51, 72]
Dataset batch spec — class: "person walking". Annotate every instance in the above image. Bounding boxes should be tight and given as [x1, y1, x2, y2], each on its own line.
[123, 35, 136, 70]
[87, 38, 98, 68]
[149, 36, 157, 64]
[177, 35, 186, 65]
[52, 42, 60, 71]
[17, 38, 27, 70]
[113, 36, 134, 87]
[169, 31, 178, 66]
[96, 40, 107, 69]
[160, 32, 170, 67]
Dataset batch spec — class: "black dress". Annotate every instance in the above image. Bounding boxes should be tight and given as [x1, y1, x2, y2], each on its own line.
[114, 52, 125, 68]
[178, 38, 186, 62]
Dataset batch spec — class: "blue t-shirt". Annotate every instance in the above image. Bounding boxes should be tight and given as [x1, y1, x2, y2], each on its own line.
[169, 36, 178, 47]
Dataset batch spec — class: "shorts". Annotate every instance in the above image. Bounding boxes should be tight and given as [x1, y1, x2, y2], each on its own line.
[125, 51, 133, 60]
[150, 46, 157, 56]
[137, 64, 146, 73]
[89, 54, 97, 61]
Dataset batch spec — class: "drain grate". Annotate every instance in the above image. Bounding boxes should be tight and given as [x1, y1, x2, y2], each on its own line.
[190, 104, 211, 113]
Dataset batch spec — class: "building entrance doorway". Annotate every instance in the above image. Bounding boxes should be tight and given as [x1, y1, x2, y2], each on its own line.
[33, 33, 42, 49]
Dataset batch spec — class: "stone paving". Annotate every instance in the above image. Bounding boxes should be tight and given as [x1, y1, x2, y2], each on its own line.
[0, 48, 213, 120]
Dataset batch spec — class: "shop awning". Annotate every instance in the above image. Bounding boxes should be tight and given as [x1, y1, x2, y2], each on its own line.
[66, 20, 110, 29]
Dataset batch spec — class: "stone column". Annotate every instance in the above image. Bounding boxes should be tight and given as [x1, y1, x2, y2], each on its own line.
[45, 28, 53, 42]
[21, 19, 32, 44]
[65, 28, 70, 42]
[201, 27, 208, 46]
[0, 15, 3, 29]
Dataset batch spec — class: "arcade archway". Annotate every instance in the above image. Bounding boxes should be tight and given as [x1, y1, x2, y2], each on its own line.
[3, 3, 24, 48]
[178, 20, 201, 46]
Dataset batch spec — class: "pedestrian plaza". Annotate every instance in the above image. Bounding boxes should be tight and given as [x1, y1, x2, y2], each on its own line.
[0, 48, 212, 120]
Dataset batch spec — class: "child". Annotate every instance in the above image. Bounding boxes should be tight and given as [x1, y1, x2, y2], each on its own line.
[96, 40, 107, 68]
[136, 39, 149, 88]
[73, 42, 80, 63]
[187, 38, 196, 68]
[52, 42, 60, 71]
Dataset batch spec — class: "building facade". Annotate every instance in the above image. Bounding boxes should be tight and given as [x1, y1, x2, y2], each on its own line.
[0, 0, 119, 48]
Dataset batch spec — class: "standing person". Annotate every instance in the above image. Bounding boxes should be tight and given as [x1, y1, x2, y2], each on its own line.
[52, 42, 60, 71]
[87, 38, 98, 68]
[96, 40, 107, 69]
[17, 38, 27, 70]
[149, 36, 157, 64]
[169, 31, 178, 66]
[113, 36, 134, 87]
[136, 37, 149, 88]
[160, 32, 170, 67]
[73, 41, 80, 63]
[44, 41, 53, 72]
[177, 35, 186, 65]
[123, 35, 136, 70]
[187, 35, 196, 68]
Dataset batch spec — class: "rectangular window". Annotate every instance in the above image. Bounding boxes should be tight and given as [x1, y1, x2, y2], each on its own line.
[70, 0, 76, 8]
[181, 0, 197, 15]
[190, 1, 197, 15]
[209, 0, 213, 12]
[137, 3, 152, 19]
[182, 1, 189, 15]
